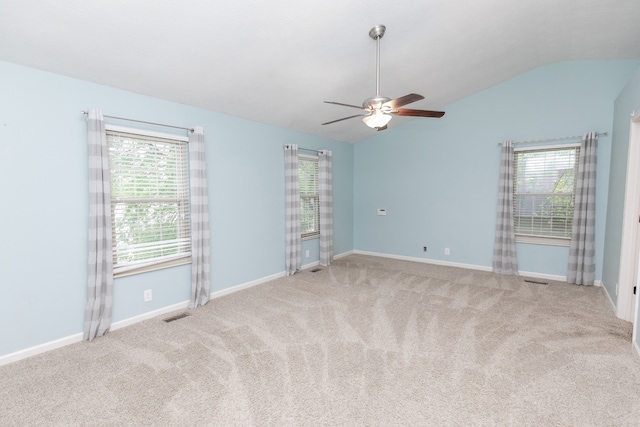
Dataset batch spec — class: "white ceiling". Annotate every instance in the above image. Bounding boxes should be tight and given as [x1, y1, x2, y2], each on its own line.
[1, 0, 639, 143]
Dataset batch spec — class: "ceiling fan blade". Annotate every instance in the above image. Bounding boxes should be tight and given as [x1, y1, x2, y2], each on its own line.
[321, 114, 365, 125]
[393, 108, 445, 118]
[324, 101, 366, 110]
[383, 93, 425, 110]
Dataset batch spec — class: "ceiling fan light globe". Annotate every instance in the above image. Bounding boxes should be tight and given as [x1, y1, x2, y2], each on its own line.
[362, 111, 392, 128]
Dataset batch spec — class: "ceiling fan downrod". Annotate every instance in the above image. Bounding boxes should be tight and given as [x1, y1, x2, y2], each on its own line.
[363, 25, 391, 111]
[321, 24, 445, 129]
[369, 24, 385, 97]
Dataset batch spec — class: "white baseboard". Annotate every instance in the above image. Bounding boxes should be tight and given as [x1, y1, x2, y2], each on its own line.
[0, 251, 355, 367]
[352, 250, 600, 285]
[601, 283, 617, 313]
[353, 250, 493, 272]
[334, 250, 354, 260]
[209, 271, 285, 300]
[0, 301, 191, 367]
[0, 332, 84, 367]
[111, 300, 190, 331]
[518, 270, 567, 282]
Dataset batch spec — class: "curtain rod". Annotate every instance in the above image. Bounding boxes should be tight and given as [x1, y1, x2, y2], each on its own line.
[498, 131, 607, 145]
[81, 111, 194, 132]
[284, 145, 321, 154]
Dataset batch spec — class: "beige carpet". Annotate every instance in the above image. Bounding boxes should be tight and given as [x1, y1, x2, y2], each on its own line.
[2, 254, 640, 426]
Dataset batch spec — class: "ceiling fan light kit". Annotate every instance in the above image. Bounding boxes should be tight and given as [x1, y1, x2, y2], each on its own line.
[322, 25, 445, 131]
[362, 110, 392, 128]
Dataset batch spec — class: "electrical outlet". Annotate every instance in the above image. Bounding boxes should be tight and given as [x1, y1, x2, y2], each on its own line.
[423, 246, 427, 252]
[615, 283, 619, 296]
[445, 248, 450, 256]
[144, 289, 152, 302]
[306, 250, 310, 258]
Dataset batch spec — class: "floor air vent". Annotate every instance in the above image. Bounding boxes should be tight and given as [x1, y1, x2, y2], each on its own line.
[310, 268, 322, 273]
[524, 279, 548, 285]
[163, 313, 190, 323]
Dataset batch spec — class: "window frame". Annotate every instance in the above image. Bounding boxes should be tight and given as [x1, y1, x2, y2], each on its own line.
[513, 143, 580, 247]
[106, 124, 192, 278]
[298, 154, 320, 241]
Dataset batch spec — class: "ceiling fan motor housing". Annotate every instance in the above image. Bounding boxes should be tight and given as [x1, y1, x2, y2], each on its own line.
[363, 96, 392, 112]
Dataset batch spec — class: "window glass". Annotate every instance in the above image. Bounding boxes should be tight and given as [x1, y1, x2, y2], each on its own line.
[513, 147, 579, 244]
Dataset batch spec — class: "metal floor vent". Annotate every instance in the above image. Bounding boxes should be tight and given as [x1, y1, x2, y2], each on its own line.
[310, 268, 322, 273]
[524, 279, 548, 285]
[163, 313, 190, 323]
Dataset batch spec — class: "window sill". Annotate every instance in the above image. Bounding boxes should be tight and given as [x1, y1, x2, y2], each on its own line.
[114, 255, 192, 279]
[515, 234, 571, 247]
[302, 234, 319, 241]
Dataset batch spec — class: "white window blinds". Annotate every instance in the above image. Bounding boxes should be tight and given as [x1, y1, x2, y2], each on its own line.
[513, 146, 579, 242]
[299, 156, 319, 239]
[107, 128, 191, 275]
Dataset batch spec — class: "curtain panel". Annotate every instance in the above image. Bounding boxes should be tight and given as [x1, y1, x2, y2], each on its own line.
[84, 108, 114, 341]
[319, 150, 333, 266]
[492, 140, 519, 275]
[188, 126, 211, 307]
[284, 144, 301, 275]
[567, 132, 598, 286]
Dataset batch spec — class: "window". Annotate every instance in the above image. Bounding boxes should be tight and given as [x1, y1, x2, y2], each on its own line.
[513, 145, 579, 246]
[299, 156, 319, 239]
[107, 126, 191, 276]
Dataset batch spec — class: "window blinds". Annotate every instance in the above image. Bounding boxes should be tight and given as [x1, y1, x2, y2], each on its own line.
[107, 130, 191, 274]
[299, 157, 319, 239]
[513, 147, 579, 239]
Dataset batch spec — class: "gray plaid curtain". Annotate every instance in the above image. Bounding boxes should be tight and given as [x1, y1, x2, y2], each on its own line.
[492, 140, 519, 275]
[84, 108, 114, 341]
[319, 150, 333, 266]
[188, 126, 211, 308]
[285, 144, 301, 275]
[568, 132, 598, 286]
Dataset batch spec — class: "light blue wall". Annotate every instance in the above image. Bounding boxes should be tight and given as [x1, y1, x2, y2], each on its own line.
[602, 66, 640, 305]
[3, 58, 638, 359]
[0, 60, 354, 357]
[354, 60, 640, 278]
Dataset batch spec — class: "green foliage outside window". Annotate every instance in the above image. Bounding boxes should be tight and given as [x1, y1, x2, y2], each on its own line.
[108, 132, 190, 267]
[299, 158, 319, 238]
[514, 148, 578, 238]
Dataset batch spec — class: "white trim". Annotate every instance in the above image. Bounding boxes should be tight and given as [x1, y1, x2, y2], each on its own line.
[298, 153, 319, 161]
[301, 260, 320, 270]
[353, 250, 589, 284]
[617, 118, 640, 322]
[334, 250, 354, 260]
[110, 301, 190, 331]
[0, 250, 357, 366]
[514, 142, 580, 152]
[515, 235, 571, 247]
[602, 283, 617, 312]
[0, 300, 190, 367]
[105, 124, 189, 142]
[0, 333, 84, 367]
[518, 270, 567, 282]
[209, 271, 286, 300]
[353, 250, 493, 272]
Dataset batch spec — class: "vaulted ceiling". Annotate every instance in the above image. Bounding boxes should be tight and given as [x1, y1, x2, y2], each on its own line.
[1, 0, 639, 143]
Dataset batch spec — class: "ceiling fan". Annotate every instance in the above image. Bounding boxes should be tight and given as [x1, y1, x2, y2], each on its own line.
[322, 25, 445, 131]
